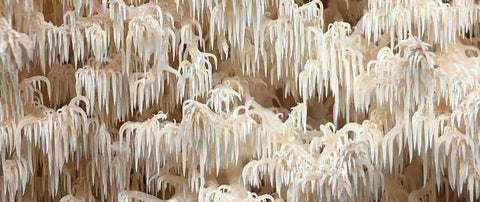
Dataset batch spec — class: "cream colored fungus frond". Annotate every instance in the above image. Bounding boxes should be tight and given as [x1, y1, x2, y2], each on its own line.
[0, 18, 33, 72]
[4, 0, 480, 201]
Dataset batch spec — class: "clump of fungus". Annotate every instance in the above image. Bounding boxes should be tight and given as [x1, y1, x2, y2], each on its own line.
[2, 0, 480, 201]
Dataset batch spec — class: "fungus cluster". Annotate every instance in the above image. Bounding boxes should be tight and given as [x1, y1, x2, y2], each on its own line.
[1, 0, 480, 201]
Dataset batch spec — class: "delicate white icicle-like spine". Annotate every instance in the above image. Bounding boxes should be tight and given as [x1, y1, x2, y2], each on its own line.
[85, 24, 108, 63]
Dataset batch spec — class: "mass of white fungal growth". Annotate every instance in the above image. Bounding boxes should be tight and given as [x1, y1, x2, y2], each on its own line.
[363, 0, 480, 51]
[0, 18, 32, 72]
[0, 119, 15, 159]
[61, 0, 97, 16]
[298, 22, 363, 123]
[18, 76, 51, 106]
[434, 42, 480, 107]
[411, 110, 448, 156]
[207, 76, 245, 113]
[257, 0, 324, 81]
[13, 97, 89, 197]
[125, 3, 176, 72]
[451, 89, 480, 138]
[6, 0, 480, 201]
[109, 0, 128, 50]
[176, 48, 216, 103]
[243, 120, 384, 202]
[128, 63, 178, 115]
[284, 102, 307, 131]
[434, 125, 480, 201]
[179, 99, 280, 180]
[2, 157, 29, 201]
[199, 183, 276, 202]
[354, 35, 436, 125]
[85, 24, 108, 63]
[75, 64, 128, 120]
[86, 120, 113, 190]
[208, 1, 267, 50]
[119, 112, 180, 176]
